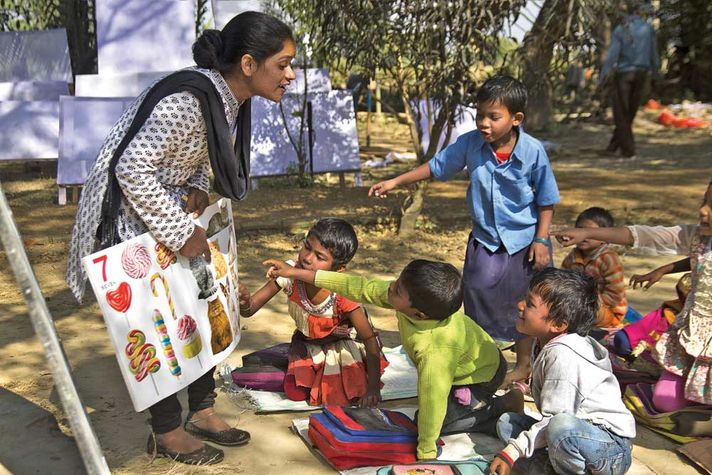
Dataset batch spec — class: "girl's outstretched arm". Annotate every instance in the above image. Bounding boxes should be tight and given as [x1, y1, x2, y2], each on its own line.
[345, 306, 382, 408]
[552, 227, 634, 247]
[239, 279, 281, 318]
[629, 257, 691, 290]
[263, 259, 316, 283]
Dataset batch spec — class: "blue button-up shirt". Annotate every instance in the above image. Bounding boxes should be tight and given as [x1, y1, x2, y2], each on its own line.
[600, 15, 660, 84]
[428, 128, 560, 254]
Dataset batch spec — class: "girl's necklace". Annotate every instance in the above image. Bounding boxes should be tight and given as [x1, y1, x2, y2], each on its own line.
[296, 280, 335, 315]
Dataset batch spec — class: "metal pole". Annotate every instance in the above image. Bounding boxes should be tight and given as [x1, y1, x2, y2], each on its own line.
[0, 179, 110, 475]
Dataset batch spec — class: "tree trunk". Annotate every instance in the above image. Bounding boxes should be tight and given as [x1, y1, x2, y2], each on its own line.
[520, 0, 568, 131]
[398, 181, 426, 238]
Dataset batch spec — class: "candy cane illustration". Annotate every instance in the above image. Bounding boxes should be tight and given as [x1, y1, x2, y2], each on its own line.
[153, 310, 181, 377]
[150, 272, 177, 320]
[125, 329, 160, 395]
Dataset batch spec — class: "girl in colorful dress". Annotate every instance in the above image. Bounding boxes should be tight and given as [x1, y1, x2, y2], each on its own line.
[553, 179, 712, 411]
[239, 218, 387, 407]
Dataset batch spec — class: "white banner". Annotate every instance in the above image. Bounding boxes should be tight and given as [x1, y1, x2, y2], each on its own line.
[82, 199, 240, 411]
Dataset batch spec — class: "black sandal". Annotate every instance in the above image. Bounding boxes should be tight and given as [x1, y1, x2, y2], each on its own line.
[147, 433, 224, 465]
[184, 411, 251, 447]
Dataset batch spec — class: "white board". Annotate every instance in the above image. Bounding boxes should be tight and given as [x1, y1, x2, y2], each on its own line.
[0, 101, 59, 160]
[417, 99, 477, 153]
[250, 90, 360, 176]
[96, 0, 195, 75]
[82, 199, 240, 412]
[0, 80, 68, 101]
[0, 29, 72, 83]
[74, 72, 167, 98]
[57, 96, 135, 185]
[287, 68, 332, 94]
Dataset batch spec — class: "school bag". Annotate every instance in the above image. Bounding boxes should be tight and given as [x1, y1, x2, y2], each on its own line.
[308, 406, 439, 469]
[231, 343, 290, 391]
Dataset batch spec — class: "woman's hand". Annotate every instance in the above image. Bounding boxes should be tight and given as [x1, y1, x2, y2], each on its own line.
[630, 268, 666, 290]
[179, 225, 211, 262]
[185, 188, 209, 218]
[528, 242, 551, 270]
[263, 259, 296, 279]
[551, 228, 589, 247]
[359, 387, 381, 408]
[368, 179, 397, 198]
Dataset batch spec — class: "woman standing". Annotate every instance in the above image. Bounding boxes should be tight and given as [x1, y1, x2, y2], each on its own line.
[65, 12, 296, 465]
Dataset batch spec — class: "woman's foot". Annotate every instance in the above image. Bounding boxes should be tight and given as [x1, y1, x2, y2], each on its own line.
[185, 409, 250, 446]
[148, 428, 224, 465]
[155, 427, 204, 453]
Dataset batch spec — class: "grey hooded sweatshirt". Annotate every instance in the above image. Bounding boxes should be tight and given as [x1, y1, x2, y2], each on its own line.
[502, 333, 636, 462]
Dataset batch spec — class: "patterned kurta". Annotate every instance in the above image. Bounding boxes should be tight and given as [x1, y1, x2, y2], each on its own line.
[66, 68, 240, 303]
[561, 244, 628, 327]
[628, 225, 712, 405]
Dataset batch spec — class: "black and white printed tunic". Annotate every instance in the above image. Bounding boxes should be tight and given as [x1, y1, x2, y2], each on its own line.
[66, 68, 240, 302]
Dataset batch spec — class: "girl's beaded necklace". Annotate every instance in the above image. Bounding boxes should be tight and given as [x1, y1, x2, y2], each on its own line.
[296, 280, 335, 315]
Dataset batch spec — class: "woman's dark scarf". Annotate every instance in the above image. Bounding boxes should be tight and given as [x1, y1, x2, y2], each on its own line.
[97, 70, 251, 249]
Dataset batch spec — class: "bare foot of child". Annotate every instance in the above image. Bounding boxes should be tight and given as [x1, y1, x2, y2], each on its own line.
[500, 364, 531, 389]
[495, 388, 525, 415]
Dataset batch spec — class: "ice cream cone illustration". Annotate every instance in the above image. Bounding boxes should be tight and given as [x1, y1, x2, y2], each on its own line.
[177, 315, 203, 359]
[207, 294, 232, 354]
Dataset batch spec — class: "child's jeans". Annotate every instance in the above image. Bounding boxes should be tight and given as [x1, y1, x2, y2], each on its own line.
[496, 412, 632, 475]
[148, 367, 217, 434]
[439, 352, 507, 436]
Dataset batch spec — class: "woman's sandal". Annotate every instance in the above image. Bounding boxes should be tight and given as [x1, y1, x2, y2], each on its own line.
[184, 411, 251, 447]
[147, 433, 224, 465]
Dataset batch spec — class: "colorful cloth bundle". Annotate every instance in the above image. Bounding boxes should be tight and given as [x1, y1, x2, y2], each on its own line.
[308, 406, 433, 469]
[231, 343, 290, 391]
[623, 382, 712, 443]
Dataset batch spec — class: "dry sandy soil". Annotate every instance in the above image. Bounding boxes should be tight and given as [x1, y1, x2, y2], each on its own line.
[1, 110, 710, 474]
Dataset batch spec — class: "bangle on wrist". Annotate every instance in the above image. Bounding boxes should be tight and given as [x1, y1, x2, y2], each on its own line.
[533, 237, 550, 245]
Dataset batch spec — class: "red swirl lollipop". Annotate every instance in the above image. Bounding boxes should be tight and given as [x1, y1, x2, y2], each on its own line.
[106, 282, 132, 313]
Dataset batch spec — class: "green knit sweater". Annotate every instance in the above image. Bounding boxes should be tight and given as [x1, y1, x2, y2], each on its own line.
[314, 270, 501, 459]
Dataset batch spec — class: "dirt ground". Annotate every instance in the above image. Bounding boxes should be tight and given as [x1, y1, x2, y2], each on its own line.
[1, 109, 710, 474]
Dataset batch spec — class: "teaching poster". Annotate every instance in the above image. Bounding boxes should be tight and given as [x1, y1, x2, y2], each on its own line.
[83, 199, 240, 411]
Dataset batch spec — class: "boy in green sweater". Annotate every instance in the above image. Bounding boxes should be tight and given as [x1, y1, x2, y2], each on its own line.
[264, 258, 523, 460]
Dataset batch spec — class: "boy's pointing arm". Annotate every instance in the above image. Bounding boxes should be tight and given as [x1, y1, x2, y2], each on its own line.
[314, 270, 393, 309]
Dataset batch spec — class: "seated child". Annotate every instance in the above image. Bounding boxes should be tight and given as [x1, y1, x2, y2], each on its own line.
[490, 268, 635, 475]
[263, 257, 524, 460]
[613, 269, 691, 360]
[561, 207, 628, 327]
[239, 218, 387, 407]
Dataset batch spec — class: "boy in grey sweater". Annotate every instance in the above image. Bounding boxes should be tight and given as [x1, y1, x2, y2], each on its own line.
[489, 268, 636, 475]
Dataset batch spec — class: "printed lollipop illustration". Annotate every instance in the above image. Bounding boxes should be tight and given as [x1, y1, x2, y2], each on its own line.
[154, 242, 177, 269]
[152, 310, 181, 377]
[106, 281, 132, 326]
[150, 272, 177, 320]
[121, 243, 151, 279]
[125, 329, 160, 394]
[177, 315, 203, 365]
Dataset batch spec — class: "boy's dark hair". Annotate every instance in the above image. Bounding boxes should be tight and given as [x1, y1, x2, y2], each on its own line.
[400, 260, 463, 321]
[529, 268, 598, 336]
[575, 206, 615, 228]
[476, 75, 528, 115]
[307, 218, 358, 269]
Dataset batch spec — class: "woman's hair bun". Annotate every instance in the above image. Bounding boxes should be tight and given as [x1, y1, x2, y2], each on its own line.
[192, 29, 224, 69]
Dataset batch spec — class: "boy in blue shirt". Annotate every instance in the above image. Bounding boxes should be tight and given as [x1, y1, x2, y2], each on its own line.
[369, 75, 560, 388]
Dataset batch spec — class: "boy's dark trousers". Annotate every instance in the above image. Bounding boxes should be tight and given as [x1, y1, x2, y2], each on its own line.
[440, 352, 507, 436]
[148, 367, 217, 433]
[608, 70, 649, 157]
